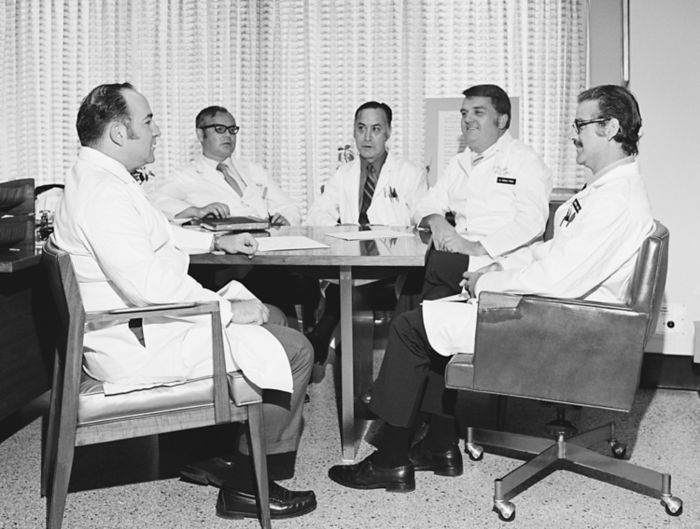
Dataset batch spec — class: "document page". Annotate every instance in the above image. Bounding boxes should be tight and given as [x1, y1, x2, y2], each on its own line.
[325, 229, 414, 241]
[255, 235, 329, 252]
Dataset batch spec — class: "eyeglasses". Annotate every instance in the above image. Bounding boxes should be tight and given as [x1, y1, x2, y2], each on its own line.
[199, 124, 240, 135]
[571, 118, 608, 134]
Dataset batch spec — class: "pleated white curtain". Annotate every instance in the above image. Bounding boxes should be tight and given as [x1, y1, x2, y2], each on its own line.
[0, 0, 586, 216]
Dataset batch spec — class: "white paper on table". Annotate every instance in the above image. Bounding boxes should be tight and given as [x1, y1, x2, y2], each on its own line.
[324, 229, 414, 241]
[255, 235, 329, 252]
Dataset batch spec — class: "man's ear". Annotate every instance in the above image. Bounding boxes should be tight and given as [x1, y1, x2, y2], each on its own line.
[497, 113, 508, 130]
[385, 126, 392, 141]
[196, 127, 205, 144]
[605, 117, 621, 141]
[109, 122, 126, 147]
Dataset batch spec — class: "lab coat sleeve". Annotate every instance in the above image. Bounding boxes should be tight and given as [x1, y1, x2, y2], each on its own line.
[79, 182, 230, 321]
[259, 166, 302, 225]
[476, 193, 640, 299]
[412, 157, 457, 223]
[147, 168, 197, 220]
[304, 166, 344, 226]
[479, 151, 553, 258]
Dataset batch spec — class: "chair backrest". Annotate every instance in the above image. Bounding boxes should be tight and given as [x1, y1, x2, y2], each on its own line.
[0, 178, 35, 215]
[42, 238, 87, 425]
[628, 221, 669, 346]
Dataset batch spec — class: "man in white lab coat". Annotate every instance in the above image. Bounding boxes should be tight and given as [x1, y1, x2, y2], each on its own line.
[329, 85, 654, 493]
[149, 105, 301, 226]
[415, 84, 553, 301]
[148, 105, 308, 317]
[304, 101, 427, 362]
[53, 83, 316, 519]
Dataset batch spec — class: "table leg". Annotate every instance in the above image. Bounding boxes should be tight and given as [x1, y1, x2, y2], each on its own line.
[339, 267, 355, 461]
[338, 267, 378, 461]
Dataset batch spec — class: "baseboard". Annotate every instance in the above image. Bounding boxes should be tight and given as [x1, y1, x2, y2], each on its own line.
[640, 353, 700, 390]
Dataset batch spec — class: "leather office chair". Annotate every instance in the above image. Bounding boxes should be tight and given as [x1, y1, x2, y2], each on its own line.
[40, 240, 271, 529]
[445, 221, 683, 521]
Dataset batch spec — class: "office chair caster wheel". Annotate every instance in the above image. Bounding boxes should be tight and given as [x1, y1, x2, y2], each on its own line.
[610, 440, 627, 459]
[493, 500, 515, 522]
[661, 495, 683, 516]
[465, 442, 484, 461]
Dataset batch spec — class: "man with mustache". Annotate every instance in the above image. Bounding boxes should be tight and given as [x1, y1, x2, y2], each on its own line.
[53, 83, 316, 520]
[329, 85, 653, 495]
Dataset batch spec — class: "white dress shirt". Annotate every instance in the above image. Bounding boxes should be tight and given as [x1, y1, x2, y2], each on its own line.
[422, 158, 654, 356]
[413, 131, 553, 258]
[305, 150, 426, 226]
[149, 153, 301, 225]
[53, 147, 292, 394]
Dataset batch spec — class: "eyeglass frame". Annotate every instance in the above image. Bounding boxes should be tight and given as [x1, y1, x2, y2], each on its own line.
[571, 117, 609, 134]
[199, 123, 240, 135]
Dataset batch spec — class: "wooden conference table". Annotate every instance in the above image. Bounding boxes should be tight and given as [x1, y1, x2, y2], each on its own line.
[190, 224, 429, 461]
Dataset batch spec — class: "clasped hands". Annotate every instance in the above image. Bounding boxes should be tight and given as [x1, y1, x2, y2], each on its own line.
[460, 261, 503, 298]
[427, 216, 487, 255]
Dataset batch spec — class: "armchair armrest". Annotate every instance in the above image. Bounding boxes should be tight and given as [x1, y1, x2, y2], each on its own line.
[86, 300, 233, 423]
[471, 291, 649, 412]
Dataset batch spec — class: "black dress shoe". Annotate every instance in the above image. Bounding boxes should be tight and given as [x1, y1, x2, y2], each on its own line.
[180, 456, 234, 487]
[328, 454, 415, 492]
[216, 482, 317, 520]
[409, 439, 463, 477]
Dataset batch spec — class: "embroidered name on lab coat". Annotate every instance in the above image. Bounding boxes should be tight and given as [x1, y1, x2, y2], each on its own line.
[496, 177, 516, 185]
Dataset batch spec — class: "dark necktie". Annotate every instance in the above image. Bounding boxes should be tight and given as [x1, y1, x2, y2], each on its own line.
[217, 162, 244, 197]
[358, 164, 377, 225]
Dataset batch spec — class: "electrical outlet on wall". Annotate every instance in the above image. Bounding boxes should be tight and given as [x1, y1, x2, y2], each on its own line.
[646, 303, 695, 355]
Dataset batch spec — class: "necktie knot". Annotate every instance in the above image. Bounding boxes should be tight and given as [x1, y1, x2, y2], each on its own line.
[217, 162, 243, 197]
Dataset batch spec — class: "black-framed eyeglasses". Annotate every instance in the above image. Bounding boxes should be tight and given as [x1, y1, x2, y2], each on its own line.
[199, 124, 240, 135]
[571, 118, 608, 134]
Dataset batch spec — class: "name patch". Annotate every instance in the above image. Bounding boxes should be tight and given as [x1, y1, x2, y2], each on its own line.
[496, 177, 517, 185]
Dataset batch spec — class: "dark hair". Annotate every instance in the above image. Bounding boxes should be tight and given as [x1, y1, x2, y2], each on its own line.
[76, 82, 135, 146]
[354, 101, 392, 127]
[462, 84, 511, 129]
[196, 106, 232, 129]
[578, 85, 642, 156]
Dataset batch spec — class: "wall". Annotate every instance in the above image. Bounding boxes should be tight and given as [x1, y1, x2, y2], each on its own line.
[588, 0, 700, 356]
[631, 0, 700, 355]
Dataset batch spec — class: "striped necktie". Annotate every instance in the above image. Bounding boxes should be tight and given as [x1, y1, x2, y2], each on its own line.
[358, 163, 377, 225]
[217, 162, 243, 197]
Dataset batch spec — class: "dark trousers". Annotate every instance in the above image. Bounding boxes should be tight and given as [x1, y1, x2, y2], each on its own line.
[369, 307, 456, 428]
[421, 248, 470, 300]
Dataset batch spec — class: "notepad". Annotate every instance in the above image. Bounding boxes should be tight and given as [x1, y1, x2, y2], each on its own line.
[255, 236, 329, 252]
[200, 216, 270, 231]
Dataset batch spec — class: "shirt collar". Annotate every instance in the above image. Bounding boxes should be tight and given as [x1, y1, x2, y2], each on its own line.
[199, 152, 229, 171]
[78, 147, 136, 185]
[589, 156, 637, 189]
[468, 131, 513, 162]
[361, 150, 388, 175]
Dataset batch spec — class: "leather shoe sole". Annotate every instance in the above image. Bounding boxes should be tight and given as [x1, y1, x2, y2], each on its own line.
[409, 440, 463, 477]
[179, 456, 234, 488]
[216, 482, 317, 520]
[328, 455, 415, 493]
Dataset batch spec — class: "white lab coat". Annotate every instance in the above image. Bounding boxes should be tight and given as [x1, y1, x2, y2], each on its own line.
[149, 153, 301, 225]
[414, 132, 553, 258]
[422, 158, 654, 356]
[304, 151, 426, 226]
[53, 147, 292, 394]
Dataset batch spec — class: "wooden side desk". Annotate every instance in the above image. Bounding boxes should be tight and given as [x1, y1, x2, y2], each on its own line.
[0, 218, 53, 422]
[190, 225, 428, 461]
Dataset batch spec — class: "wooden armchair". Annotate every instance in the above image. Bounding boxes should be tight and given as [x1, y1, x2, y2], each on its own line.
[445, 221, 683, 521]
[40, 240, 271, 529]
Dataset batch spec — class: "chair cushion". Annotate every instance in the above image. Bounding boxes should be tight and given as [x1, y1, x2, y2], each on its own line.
[444, 353, 475, 390]
[78, 371, 260, 425]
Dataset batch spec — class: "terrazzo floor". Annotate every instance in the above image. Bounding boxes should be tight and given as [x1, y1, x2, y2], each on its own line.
[1, 343, 700, 529]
